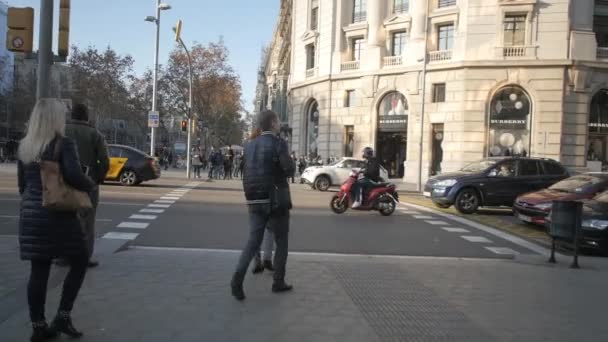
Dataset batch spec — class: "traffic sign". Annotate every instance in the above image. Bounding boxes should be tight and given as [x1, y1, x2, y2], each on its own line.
[148, 111, 160, 128]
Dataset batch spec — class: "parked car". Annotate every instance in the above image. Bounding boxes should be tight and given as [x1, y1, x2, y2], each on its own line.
[514, 173, 608, 225]
[105, 144, 161, 186]
[424, 157, 569, 214]
[301, 157, 389, 191]
[546, 190, 608, 253]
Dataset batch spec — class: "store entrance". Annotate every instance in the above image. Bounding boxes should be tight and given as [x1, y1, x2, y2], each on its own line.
[377, 132, 407, 179]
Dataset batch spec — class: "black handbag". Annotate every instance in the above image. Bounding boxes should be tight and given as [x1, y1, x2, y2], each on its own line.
[270, 185, 292, 212]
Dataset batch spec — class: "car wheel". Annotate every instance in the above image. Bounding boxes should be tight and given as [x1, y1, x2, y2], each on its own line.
[314, 176, 331, 192]
[119, 170, 138, 186]
[434, 202, 451, 209]
[454, 188, 480, 214]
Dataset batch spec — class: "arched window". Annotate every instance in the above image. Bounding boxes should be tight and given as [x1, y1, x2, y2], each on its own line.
[587, 89, 608, 164]
[487, 86, 532, 157]
[306, 100, 319, 158]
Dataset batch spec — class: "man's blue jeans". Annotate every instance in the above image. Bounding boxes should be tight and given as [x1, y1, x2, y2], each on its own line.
[235, 204, 289, 281]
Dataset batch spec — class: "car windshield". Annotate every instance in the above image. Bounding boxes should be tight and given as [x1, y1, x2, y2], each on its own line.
[549, 175, 604, 193]
[594, 191, 608, 203]
[460, 160, 497, 173]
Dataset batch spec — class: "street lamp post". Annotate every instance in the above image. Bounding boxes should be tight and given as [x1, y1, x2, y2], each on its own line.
[145, 1, 171, 157]
[174, 20, 194, 179]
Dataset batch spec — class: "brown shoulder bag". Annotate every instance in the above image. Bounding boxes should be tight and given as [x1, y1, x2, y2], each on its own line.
[41, 138, 93, 211]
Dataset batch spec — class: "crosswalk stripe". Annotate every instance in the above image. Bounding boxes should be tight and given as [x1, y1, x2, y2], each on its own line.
[413, 215, 434, 219]
[103, 232, 139, 240]
[160, 197, 180, 200]
[425, 220, 449, 225]
[129, 215, 157, 220]
[461, 236, 493, 243]
[148, 204, 171, 208]
[441, 227, 470, 233]
[154, 200, 175, 204]
[117, 222, 149, 229]
[485, 247, 520, 255]
[140, 209, 164, 214]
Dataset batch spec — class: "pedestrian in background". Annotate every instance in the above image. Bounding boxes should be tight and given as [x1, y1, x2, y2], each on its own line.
[192, 147, 203, 178]
[290, 152, 297, 184]
[65, 103, 110, 268]
[224, 155, 233, 180]
[231, 110, 294, 301]
[18, 99, 95, 341]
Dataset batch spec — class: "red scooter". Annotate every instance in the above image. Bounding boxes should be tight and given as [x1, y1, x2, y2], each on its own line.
[330, 171, 399, 216]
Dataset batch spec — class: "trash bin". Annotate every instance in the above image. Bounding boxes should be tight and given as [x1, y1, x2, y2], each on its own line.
[548, 200, 582, 268]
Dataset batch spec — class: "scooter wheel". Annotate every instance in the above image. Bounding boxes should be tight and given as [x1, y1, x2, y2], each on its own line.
[379, 200, 396, 216]
[330, 195, 348, 214]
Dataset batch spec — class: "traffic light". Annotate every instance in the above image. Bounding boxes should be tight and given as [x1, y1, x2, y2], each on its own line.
[58, 0, 70, 57]
[6, 7, 34, 53]
[181, 120, 188, 132]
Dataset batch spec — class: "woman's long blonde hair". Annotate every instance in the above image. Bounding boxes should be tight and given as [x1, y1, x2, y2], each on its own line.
[18, 98, 67, 164]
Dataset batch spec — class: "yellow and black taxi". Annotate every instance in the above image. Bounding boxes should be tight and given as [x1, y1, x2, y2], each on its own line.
[105, 144, 161, 186]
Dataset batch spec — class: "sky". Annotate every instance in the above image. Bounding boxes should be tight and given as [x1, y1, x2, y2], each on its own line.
[8, 0, 280, 111]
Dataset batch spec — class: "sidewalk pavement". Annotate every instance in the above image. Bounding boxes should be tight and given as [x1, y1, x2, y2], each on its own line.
[2, 242, 608, 342]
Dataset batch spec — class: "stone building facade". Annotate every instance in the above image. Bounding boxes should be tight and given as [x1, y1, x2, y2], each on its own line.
[280, 0, 608, 189]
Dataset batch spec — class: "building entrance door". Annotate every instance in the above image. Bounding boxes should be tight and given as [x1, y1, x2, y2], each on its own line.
[431, 124, 444, 176]
[377, 133, 407, 179]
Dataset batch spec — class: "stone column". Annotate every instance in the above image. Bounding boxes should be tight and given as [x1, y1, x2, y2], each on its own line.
[363, 0, 386, 71]
[332, 0, 344, 74]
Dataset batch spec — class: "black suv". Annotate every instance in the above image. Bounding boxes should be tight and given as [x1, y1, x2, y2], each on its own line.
[424, 157, 569, 214]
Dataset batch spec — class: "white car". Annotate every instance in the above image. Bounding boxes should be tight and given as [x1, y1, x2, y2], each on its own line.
[301, 157, 389, 191]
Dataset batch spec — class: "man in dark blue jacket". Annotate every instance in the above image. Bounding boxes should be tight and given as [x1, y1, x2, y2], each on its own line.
[231, 110, 295, 301]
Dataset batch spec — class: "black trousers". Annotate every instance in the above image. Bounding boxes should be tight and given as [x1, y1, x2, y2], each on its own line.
[28, 257, 88, 322]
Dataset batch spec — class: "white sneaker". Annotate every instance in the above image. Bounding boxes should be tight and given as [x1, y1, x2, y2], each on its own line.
[352, 201, 362, 208]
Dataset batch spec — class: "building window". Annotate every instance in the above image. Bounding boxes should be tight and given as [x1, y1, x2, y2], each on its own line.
[438, 0, 456, 9]
[353, 0, 367, 23]
[352, 38, 364, 61]
[432, 83, 446, 103]
[306, 44, 316, 69]
[503, 15, 526, 46]
[345, 90, 356, 107]
[307, 100, 320, 158]
[344, 126, 355, 157]
[391, 31, 407, 56]
[487, 86, 532, 157]
[437, 23, 454, 51]
[310, 0, 319, 31]
[394, 0, 409, 14]
[594, 1, 608, 47]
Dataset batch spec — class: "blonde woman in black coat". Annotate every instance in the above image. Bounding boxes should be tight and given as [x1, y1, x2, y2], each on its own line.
[18, 99, 95, 341]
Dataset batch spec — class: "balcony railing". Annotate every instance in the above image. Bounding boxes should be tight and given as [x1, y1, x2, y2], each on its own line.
[503, 46, 526, 57]
[394, 3, 409, 14]
[383, 55, 403, 67]
[353, 11, 367, 23]
[598, 47, 608, 59]
[306, 67, 317, 78]
[428, 50, 453, 62]
[341, 60, 360, 71]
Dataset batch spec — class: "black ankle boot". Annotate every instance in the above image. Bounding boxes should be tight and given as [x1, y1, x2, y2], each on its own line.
[30, 322, 58, 342]
[263, 260, 274, 272]
[272, 280, 293, 293]
[51, 314, 83, 338]
[231, 272, 246, 301]
[252, 259, 264, 274]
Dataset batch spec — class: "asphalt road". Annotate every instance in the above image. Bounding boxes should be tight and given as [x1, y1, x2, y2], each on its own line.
[0, 167, 543, 259]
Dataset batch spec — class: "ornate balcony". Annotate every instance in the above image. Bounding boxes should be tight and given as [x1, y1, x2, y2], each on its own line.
[383, 56, 403, 67]
[305, 67, 317, 78]
[598, 47, 608, 59]
[341, 60, 360, 72]
[428, 50, 453, 62]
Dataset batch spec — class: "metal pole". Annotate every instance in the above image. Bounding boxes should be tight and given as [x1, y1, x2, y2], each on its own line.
[36, 0, 54, 99]
[150, 0, 161, 157]
[179, 38, 193, 179]
[417, 0, 430, 192]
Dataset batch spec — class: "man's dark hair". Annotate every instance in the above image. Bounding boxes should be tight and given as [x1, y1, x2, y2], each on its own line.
[72, 103, 89, 121]
[258, 110, 278, 132]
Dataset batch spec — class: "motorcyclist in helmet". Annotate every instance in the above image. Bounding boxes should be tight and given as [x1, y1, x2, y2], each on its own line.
[352, 147, 381, 208]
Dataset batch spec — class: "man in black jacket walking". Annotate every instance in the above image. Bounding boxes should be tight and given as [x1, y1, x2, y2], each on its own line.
[65, 104, 110, 268]
[231, 110, 294, 301]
